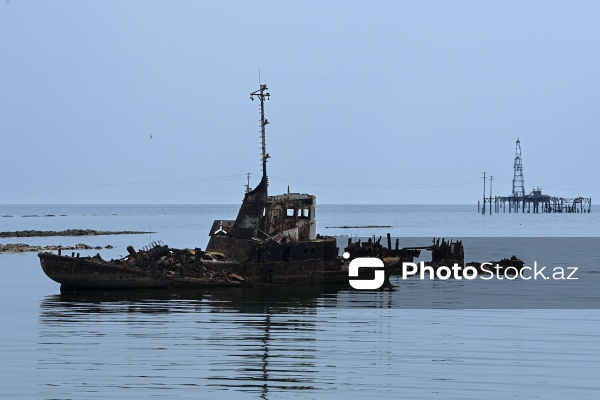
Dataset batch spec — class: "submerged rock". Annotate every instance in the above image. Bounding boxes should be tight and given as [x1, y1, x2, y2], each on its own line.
[1, 243, 114, 253]
[0, 243, 43, 253]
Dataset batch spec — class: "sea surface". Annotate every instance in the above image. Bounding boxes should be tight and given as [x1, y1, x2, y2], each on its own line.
[1, 204, 599, 399]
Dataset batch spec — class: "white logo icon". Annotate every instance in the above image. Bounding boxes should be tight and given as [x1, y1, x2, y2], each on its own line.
[348, 257, 385, 290]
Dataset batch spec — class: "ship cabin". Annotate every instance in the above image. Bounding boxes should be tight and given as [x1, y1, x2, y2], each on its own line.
[206, 190, 338, 268]
[206, 191, 316, 245]
[262, 193, 316, 242]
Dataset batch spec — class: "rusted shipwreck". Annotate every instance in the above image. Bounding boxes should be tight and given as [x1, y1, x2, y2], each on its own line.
[38, 85, 399, 291]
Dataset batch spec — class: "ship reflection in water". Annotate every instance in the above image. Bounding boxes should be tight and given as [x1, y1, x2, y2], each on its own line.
[37, 282, 600, 399]
[38, 285, 382, 399]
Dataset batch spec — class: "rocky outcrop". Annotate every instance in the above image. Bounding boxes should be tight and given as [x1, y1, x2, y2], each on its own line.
[0, 244, 43, 252]
[0, 229, 149, 238]
[0, 243, 114, 253]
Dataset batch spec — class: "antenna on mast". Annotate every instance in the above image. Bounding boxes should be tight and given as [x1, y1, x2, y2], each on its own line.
[250, 84, 270, 181]
[245, 173, 251, 193]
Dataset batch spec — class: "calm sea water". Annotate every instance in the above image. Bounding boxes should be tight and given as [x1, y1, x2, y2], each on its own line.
[1, 204, 599, 399]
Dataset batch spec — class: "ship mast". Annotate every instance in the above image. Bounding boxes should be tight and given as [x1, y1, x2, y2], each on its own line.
[250, 84, 270, 181]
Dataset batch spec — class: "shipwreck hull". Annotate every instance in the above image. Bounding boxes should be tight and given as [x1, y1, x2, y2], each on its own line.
[39, 253, 243, 291]
[39, 252, 398, 291]
[39, 253, 171, 290]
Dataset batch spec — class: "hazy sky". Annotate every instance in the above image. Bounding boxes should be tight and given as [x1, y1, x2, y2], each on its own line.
[2, 1, 599, 204]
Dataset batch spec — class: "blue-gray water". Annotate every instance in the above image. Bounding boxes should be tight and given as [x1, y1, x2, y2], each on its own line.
[1, 204, 599, 399]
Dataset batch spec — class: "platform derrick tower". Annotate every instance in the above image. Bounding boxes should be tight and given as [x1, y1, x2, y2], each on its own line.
[478, 138, 591, 214]
[512, 139, 525, 197]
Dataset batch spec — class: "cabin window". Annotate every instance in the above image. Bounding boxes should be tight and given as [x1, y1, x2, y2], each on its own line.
[262, 207, 267, 217]
[299, 208, 309, 219]
[286, 208, 295, 218]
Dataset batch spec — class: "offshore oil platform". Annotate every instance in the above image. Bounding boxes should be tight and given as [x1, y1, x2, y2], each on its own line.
[479, 139, 591, 214]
